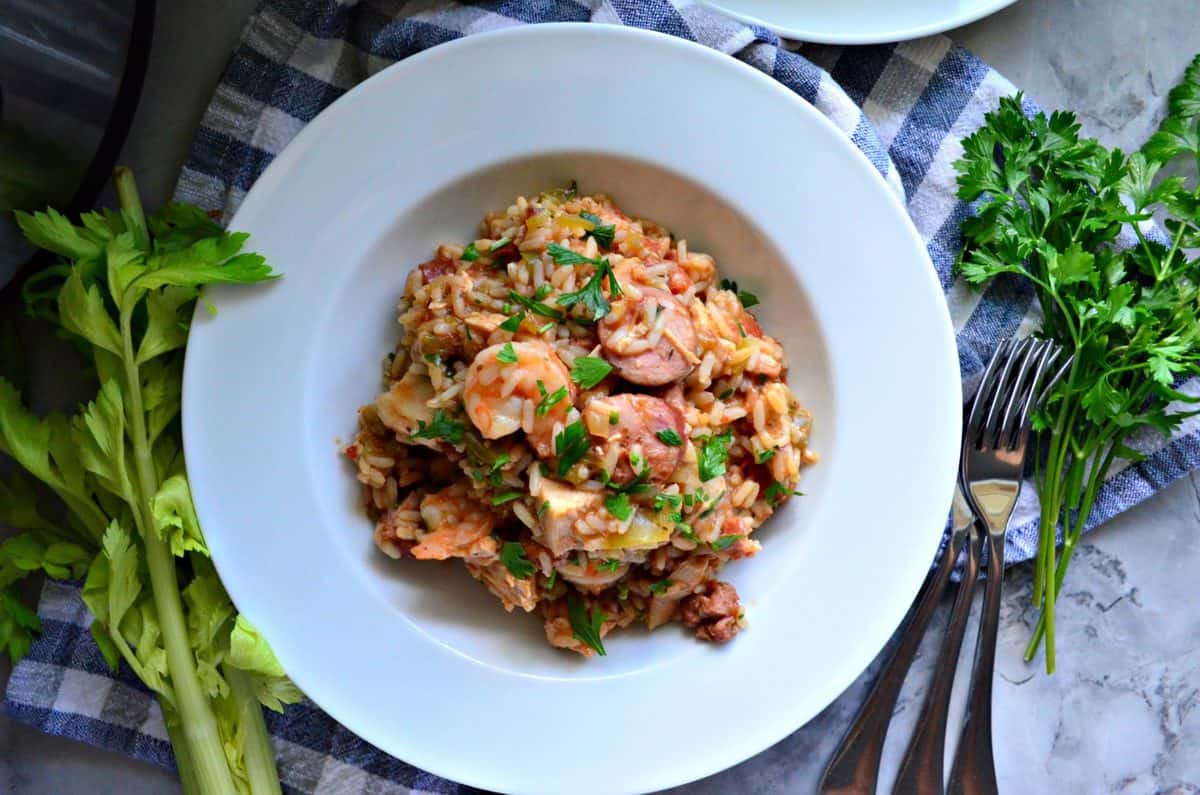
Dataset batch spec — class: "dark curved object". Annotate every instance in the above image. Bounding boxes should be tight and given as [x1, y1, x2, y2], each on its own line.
[0, 0, 156, 308]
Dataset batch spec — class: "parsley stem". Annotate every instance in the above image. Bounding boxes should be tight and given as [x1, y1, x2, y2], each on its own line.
[1025, 439, 1118, 669]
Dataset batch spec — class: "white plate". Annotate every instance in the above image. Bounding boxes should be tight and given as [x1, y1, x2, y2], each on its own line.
[183, 24, 960, 795]
[702, 0, 1018, 44]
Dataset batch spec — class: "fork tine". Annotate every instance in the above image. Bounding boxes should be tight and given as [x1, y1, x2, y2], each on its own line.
[967, 339, 1015, 445]
[997, 339, 1047, 445]
[982, 337, 1034, 447]
[1014, 344, 1062, 434]
[1037, 351, 1074, 405]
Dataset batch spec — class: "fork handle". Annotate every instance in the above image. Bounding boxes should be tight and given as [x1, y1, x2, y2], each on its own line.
[819, 529, 965, 795]
[947, 532, 1005, 795]
[892, 523, 982, 795]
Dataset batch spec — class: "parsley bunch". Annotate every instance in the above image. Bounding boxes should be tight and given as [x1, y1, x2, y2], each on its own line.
[1, 169, 297, 793]
[955, 56, 1200, 673]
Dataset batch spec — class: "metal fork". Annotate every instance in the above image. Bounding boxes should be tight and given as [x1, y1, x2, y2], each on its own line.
[819, 338, 1064, 795]
[817, 487, 971, 795]
[947, 337, 1065, 795]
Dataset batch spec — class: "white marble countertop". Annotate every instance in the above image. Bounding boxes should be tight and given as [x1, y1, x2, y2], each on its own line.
[3, 1, 1200, 792]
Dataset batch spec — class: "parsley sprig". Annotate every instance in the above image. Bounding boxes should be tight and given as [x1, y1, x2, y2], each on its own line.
[410, 409, 465, 445]
[955, 72, 1200, 672]
[567, 592, 606, 656]
[547, 245, 622, 321]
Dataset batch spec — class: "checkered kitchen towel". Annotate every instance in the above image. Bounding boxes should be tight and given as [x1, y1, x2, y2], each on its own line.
[9, 1, 1200, 792]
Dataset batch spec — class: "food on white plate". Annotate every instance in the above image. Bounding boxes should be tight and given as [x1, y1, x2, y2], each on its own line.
[346, 187, 816, 656]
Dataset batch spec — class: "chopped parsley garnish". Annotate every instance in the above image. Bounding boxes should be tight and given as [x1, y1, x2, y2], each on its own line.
[711, 534, 743, 552]
[461, 242, 480, 262]
[546, 243, 597, 266]
[697, 430, 733, 481]
[509, 289, 564, 321]
[676, 523, 700, 543]
[649, 579, 673, 596]
[537, 500, 550, 517]
[609, 411, 620, 425]
[491, 491, 522, 506]
[607, 466, 652, 496]
[536, 384, 569, 417]
[488, 470, 504, 487]
[570, 356, 613, 388]
[655, 428, 683, 447]
[499, 312, 524, 332]
[489, 236, 511, 252]
[718, 388, 735, 400]
[423, 353, 441, 365]
[597, 558, 621, 573]
[538, 321, 555, 334]
[554, 420, 590, 476]
[765, 481, 803, 505]
[546, 569, 557, 589]
[556, 259, 622, 322]
[756, 448, 776, 464]
[653, 493, 682, 512]
[497, 342, 518, 363]
[409, 409, 465, 445]
[534, 283, 553, 300]
[604, 493, 633, 521]
[491, 452, 510, 472]
[698, 490, 725, 518]
[580, 211, 615, 248]
[501, 542, 535, 579]
[567, 593, 606, 656]
[718, 278, 760, 308]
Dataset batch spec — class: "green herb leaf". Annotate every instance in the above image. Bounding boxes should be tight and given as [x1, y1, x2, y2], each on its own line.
[570, 356, 613, 389]
[567, 592, 606, 656]
[554, 420, 590, 477]
[536, 385, 569, 417]
[649, 579, 673, 596]
[655, 428, 683, 446]
[597, 558, 621, 573]
[580, 211, 615, 248]
[410, 409, 465, 445]
[546, 243, 598, 266]
[491, 491, 523, 505]
[509, 289, 564, 321]
[497, 342, 518, 364]
[756, 448, 776, 463]
[501, 542, 536, 579]
[489, 236, 511, 253]
[711, 534, 743, 551]
[697, 431, 733, 482]
[604, 493, 633, 521]
[499, 312, 524, 332]
[461, 242, 480, 262]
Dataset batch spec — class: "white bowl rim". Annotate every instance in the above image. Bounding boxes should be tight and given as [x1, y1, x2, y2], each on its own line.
[182, 22, 962, 794]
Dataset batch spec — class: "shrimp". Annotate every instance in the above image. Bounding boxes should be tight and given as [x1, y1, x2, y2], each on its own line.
[463, 340, 575, 458]
[410, 484, 497, 562]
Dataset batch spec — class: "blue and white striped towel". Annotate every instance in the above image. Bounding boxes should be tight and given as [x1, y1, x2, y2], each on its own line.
[8, 2, 1200, 792]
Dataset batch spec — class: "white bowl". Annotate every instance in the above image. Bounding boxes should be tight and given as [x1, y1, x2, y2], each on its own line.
[700, 0, 1017, 44]
[183, 23, 960, 795]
